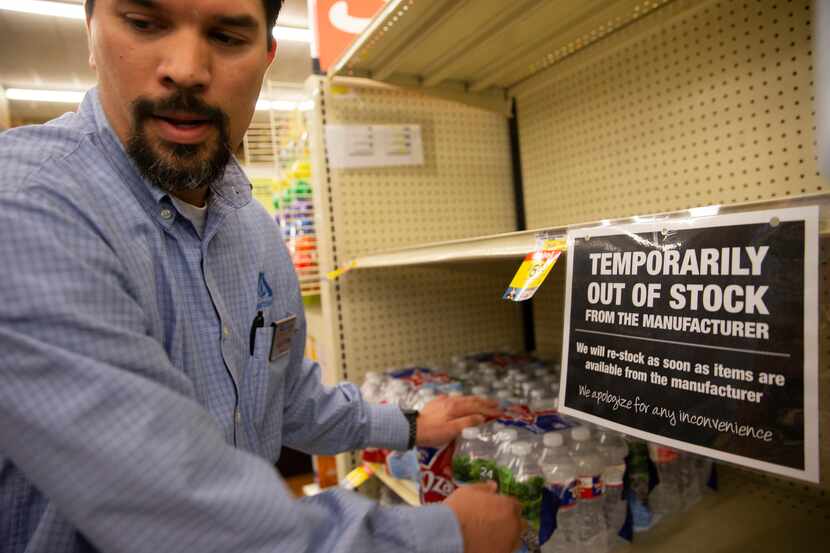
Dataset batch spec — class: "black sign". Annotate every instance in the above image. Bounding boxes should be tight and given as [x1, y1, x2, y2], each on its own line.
[560, 207, 819, 482]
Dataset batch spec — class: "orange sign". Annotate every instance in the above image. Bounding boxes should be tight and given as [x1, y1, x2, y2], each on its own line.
[314, 0, 386, 72]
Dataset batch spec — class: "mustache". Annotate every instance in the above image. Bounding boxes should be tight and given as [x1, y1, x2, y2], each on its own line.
[131, 89, 228, 128]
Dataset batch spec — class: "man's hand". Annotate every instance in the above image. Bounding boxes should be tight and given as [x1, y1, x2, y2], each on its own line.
[445, 482, 524, 553]
[416, 395, 502, 448]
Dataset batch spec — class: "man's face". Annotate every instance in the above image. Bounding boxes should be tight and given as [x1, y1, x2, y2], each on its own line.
[87, 0, 276, 193]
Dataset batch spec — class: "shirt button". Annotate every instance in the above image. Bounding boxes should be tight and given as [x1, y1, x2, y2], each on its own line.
[160, 208, 173, 220]
[222, 325, 230, 338]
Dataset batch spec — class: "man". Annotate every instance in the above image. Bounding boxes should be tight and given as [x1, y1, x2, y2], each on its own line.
[0, 1, 524, 552]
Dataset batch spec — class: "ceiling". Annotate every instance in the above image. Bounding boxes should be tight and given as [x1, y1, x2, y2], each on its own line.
[0, 0, 313, 122]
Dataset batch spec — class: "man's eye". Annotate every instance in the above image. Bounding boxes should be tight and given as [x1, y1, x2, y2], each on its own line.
[212, 32, 246, 47]
[125, 16, 160, 32]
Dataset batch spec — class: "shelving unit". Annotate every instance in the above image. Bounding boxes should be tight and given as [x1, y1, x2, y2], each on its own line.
[308, 0, 830, 547]
[337, 194, 830, 272]
[329, 0, 678, 115]
[368, 463, 421, 507]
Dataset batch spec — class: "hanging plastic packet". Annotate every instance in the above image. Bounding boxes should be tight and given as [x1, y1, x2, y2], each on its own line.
[503, 235, 566, 302]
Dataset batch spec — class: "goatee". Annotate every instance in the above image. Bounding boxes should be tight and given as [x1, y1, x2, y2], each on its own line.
[127, 89, 232, 194]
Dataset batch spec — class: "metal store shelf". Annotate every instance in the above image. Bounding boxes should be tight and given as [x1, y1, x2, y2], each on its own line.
[627, 468, 830, 552]
[343, 194, 830, 271]
[329, 0, 676, 114]
[368, 463, 420, 507]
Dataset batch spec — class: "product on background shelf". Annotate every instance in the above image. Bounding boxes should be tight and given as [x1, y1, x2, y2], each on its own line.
[273, 159, 319, 296]
[647, 444, 684, 521]
[569, 427, 607, 552]
[357, 352, 718, 551]
[539, 432, 581, 553]
[595, 430, 629, 546]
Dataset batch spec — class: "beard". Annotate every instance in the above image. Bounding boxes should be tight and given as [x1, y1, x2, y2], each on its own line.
[126, 89, 232, 194]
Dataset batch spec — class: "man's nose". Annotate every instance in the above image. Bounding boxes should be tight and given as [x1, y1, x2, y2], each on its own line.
[157, 30, 212, 92]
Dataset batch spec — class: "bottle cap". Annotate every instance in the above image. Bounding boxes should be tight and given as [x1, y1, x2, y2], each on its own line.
[462, 427, 480, 440]
[511, 441, 532, 456]
[571, 427, 591, 441]
[543, 432, 564, 447]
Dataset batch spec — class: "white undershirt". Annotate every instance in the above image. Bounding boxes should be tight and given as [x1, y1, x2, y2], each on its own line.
[170, 195, 208, 238]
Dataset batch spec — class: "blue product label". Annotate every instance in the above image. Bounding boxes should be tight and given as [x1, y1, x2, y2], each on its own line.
[628, 493, 654, 532]
[551, 481, 577, 508]
[387, 449, 419, 482]
[538, 480, 577, 545]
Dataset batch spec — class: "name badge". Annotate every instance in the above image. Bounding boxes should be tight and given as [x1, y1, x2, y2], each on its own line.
[269, 315, 297, 362]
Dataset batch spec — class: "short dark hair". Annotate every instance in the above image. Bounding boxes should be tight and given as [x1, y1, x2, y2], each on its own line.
[84, 0, 283, 46]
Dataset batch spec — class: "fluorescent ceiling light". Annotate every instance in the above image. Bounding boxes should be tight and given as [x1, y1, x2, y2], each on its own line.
[6, 87, 310, 112]
[256, 99, 310, 112]
[272, 25, 311, 43]
[0, 0, 85, 20]
[5, 88, 86, 103]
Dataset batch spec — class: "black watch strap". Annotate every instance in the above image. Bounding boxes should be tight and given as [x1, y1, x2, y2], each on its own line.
[401, 408, 419, 450]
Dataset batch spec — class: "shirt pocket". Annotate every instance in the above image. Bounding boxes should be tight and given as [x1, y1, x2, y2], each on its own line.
[252, 325, 274, 362]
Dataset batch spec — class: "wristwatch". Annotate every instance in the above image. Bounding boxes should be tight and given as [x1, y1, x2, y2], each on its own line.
[401, 408, 419, 450]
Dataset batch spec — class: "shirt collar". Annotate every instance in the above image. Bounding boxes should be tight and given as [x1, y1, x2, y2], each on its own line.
[80, 87, 252, 212]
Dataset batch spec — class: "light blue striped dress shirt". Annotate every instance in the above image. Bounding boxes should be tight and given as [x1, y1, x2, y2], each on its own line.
[0, 89, 463, 553]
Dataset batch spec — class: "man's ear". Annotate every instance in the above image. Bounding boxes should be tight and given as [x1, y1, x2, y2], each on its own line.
[267, 37, 278, 65]
[86, 13, 96, 71]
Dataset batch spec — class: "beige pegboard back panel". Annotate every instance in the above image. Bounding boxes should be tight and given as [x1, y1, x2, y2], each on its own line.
[515, 0, 829, 492]
[516, 0, 823, 229]
[337, 264, 524, 384]
[319, 79, 515, 263]
[530, 261, 567, 360]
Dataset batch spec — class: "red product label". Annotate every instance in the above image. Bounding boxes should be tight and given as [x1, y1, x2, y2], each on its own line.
[654, 447, 680, 463]
[361, 448, 387, 464]
[578, 476, 603, 499]
[418, 441, 457, 503]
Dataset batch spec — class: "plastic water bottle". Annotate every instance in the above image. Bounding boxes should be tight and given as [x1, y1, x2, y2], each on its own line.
[412, 389, 436, 411]
[694, 455, 714, 495]
[494, 428, 519, 491]
[360, 372, 384, 403]
[505, 441, 545, 552]
[625, 439, 654, 533]
[495, 428, 519, 460]
[570, 427, 607, 551]
[381, 379, 410, 406]
[596, 430, 628, 545]
[647, 444, 683, 521]
[540, 433, 582, 553]
[496, 389, 513, 408]
[452, 427, 491, 486]
[529, 389, 551, 411]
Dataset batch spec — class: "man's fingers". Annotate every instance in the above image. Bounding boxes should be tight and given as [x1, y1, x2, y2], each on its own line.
[452, 414, 486, 432]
